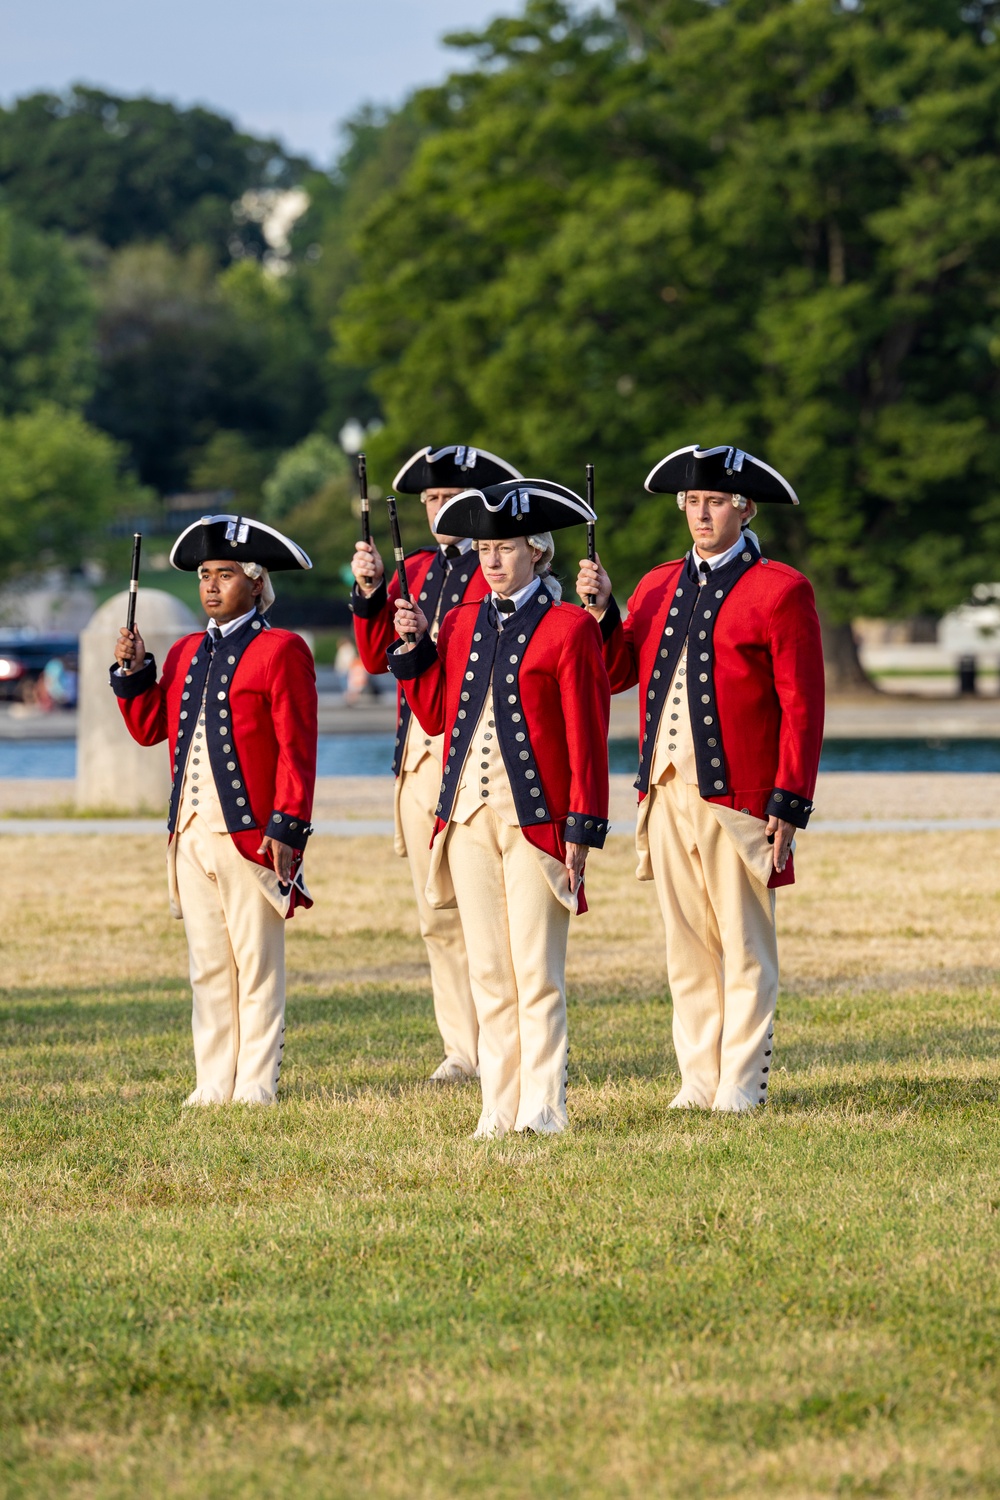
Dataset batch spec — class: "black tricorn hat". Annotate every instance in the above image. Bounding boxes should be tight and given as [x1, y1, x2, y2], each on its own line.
[169, 514, 313, 572]
[392, 444, 522, 493]
[433, 479, 596, 540]
[645, 445, 799, 504]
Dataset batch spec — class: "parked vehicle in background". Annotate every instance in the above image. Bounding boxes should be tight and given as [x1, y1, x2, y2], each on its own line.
[0, 632, 79, 706]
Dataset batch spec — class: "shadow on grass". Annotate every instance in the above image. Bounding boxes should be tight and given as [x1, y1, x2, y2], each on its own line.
[4, 978, 1000, 1116]
[775, 1073, 1000, 1113]
[785, 965, 1000, 997]
[0, 983, 437, 1034]
[0, 976, 189, 1006]
[569, 1070, 1000, 1133]
[780, 1025, 1000, 1071]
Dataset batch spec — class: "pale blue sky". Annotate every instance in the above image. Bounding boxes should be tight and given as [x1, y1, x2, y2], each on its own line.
[0, 0, 508, 164]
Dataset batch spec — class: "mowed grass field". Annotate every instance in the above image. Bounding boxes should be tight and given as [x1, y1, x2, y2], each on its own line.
[2, 827, 1000, 1498]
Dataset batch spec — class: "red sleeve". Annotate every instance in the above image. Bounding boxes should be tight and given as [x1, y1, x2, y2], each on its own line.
[600, 587, 642, 694]
[113, 638, 189, 745]
[351, 574, 402, 674]
[262, 635, 318, 845]
[766, 575, 825, 823]
[560, 612, 611, 844]
[352, 553, 435, 674]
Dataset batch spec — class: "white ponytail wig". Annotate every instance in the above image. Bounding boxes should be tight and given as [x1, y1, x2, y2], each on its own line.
[527, 531, 562, 600]
[239, 561, 275, 612]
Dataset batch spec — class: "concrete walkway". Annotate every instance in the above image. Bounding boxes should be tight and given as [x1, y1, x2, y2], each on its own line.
[3, 815, 999, 837]
[7, 687, 1000, 740]
[4, 771, 998, 836]
[5, 770, 997, 820]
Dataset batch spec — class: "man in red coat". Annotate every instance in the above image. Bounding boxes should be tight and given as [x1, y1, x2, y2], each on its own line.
[390, 479, 610, 1138]
[350, 444, 521, 1083]
[113, 515, 317, 1107]
[576, 446, 824, 1112]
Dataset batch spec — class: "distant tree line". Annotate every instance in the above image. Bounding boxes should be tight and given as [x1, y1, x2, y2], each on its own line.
[1, 4, 998, 679]
[335, 0, 1000, 680]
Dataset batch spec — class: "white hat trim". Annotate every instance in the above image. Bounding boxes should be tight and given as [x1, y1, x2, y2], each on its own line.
[168, 514, 313, 570]
[435, 482, 596, 532]
[391, 445, 524, 490]
[644, 445, 799, 504]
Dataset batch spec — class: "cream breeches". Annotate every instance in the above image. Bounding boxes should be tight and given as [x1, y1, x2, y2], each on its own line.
[398, 752, 478, 1073]
[445, 806, 570, 1137]
[173, 815, 287, 1105]
[646, 773, 778, 1110]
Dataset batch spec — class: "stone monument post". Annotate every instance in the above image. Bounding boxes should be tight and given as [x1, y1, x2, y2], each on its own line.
[76, 588, 200, 812]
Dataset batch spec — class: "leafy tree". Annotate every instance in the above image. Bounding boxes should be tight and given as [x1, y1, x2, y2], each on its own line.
[262, 433, 348, 521]
[291, 103, 428, 437]
[87, 246, 325, 492]
[0, 87, 308, 263]
[275, 477, 362, 599]
[0, 403, 150, 583]
[0, 206, 96, 415]
[337, 0, 1000, 683]
[86, 244, 224, 493]
[215, 260, 326, 449]
[188, 429, 276, 509]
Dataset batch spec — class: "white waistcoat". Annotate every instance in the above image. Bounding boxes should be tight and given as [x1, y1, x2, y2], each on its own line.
[649, 645, 699, 787]
[451, 688, 520, 827]
[176, 682, 228, 833]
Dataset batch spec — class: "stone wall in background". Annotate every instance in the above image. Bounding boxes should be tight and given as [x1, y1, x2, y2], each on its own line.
[77, 588, 199, 812]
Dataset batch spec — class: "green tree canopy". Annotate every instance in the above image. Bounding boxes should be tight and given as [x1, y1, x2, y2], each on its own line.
[0, 403, 150, 583]
[188, 429, 276, 510]
[0, 206, 95, 415]
[0, 87, 308, 263]
[262, 433, 348, 521]
[336, 0, 1000, 678]
[291, 103, 429, 436]
[86, 246, 326, 493]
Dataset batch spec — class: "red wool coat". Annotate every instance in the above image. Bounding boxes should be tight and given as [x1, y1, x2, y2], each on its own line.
[389, 583, 611, 912]
[351, 547, 489, 775]
[111, 616, 318, 914]
[601, 545, 825, 888]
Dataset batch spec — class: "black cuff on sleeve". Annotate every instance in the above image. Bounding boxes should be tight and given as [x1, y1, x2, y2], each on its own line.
[266, 810, 312, 850]
[387, 632, 438, 681]
[109, 656, 156, 699]
[349, 578, 388, 619]
[766, 787, 814, 829]
[564, 811, 610, 849]
[598, 595, 621, 645]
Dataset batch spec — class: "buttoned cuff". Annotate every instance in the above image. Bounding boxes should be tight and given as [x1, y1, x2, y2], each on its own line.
[564, 811, 610, 849]
[266, 810, 312, 849]
[349, 579, 387, 618]
[598, 595, 621, 644]
[109, 656, 156, 698]
[387, 633, 438, 680]
[766, 787, 814, 828]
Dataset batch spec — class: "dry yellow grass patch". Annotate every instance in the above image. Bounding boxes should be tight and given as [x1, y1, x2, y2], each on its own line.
[8, 824, 1000, 998]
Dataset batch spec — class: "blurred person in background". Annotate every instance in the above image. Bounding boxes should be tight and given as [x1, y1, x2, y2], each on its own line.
[333, 637, 371, 705]
[38, 652, 78, 710]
